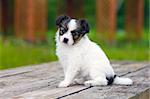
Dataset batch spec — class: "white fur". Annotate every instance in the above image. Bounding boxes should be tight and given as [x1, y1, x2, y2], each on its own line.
[56, 19, 133, 87]
[113, 76, 133, 85]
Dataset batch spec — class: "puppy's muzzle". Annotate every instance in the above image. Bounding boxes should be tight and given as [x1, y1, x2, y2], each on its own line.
[63, 38, 69, 44]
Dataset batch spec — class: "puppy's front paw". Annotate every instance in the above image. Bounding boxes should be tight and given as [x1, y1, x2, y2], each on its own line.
[84, 81, 93, 87]
[74, 78, 85, 85]
[58, 80, 70, 88]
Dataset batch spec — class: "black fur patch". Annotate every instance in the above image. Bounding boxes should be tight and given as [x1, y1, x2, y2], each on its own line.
[59, 27, 68, 35]
[56, 15, 70, 27]
[56, 15, 70, 36]
[106, 75, 117, 85]
[71, 19, 90, 44]
[71, 29, 83, 44]
[78, 19, 90, 34]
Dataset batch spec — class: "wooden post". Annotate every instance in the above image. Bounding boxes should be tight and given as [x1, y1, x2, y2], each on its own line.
[14, 0, 20, 38]
[66, 0, 73, 17]
[1, 0, 8, 38]
[57, 0, 84, 18]
[125, 0, 144, 41]
[67, 0, 84, 18]
[96, 0, 117, 43]
[1, 0, 14, 41]
[109, 0, 117, 43]
[14, 0, 27, 39]
[14, 0, 47, 42]
[136, 0, 144, 40]
[34, 0, 47, 41]
[26, 0, 35, 42]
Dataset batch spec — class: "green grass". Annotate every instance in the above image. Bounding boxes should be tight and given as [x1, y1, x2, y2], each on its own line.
[88, 29, 149, 61]
[0, 30, 149, 70]
[103, 44, 149, 61]
[0, 38, 57, 70]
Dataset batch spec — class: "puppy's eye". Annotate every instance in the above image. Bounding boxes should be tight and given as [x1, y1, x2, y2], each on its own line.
[71, 31, 78, 36]
[59, 27, 67, 35]
[60, 27, 65, 31]
[71, 31, 79, 39]
[59, 31, 64, 35]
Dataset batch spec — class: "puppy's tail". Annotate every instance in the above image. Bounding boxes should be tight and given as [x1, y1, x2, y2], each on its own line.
[113, 76, 133, 85]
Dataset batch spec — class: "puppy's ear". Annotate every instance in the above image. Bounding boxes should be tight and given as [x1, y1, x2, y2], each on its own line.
[79, 19, 90, 34]
[56, 15, 70, 27]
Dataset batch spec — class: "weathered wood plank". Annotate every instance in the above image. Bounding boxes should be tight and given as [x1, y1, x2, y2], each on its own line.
[0, 61, 146, 90]
[0, 61, 137, 78]
[114, 62, 149, 76]
[13, 86, 88, 99]
[62, 66, 150, 99]
[0, 62, 60, 87]
[0, 62, 63, 98]
[0, 61, 146, 99]
[0, 62, 55, 78]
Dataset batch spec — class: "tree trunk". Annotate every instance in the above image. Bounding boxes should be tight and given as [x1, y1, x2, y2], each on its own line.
[57, 0, 84, 18]
[34, 0, 47, 41]
[1, 0, 8, 38]
[125, 0, 144, 41]
[96, 0, 117, 43]
[14, 0, 20, 38]
[26, 0, 35, 42]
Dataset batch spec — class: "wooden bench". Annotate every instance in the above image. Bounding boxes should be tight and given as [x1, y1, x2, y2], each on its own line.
[0, 61, 149, 99]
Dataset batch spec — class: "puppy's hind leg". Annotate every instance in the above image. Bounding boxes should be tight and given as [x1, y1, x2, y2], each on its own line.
[84, 78, 107, 86]
[84, 70, 108, 86]
[84, 77, 107, 87]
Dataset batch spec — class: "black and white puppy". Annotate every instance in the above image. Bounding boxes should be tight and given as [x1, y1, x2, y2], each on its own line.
[55, 15, 133, 87]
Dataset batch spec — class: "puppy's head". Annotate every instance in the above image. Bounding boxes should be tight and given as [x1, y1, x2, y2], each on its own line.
[56, 15, 90, 45]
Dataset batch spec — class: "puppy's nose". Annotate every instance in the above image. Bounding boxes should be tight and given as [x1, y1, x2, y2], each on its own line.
[63, 38, 69, 43]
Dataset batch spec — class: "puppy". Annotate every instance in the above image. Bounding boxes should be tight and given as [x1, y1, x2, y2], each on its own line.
[55, 15, 133, 87]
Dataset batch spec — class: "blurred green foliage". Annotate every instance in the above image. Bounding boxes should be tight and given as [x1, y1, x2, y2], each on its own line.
[47, 0, 57, 30]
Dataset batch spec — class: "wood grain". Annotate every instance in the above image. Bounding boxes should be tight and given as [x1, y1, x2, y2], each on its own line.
[0, 61, 149, 99]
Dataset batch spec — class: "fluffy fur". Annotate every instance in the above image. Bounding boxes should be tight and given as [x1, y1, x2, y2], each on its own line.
[55, 15, 133, 87]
